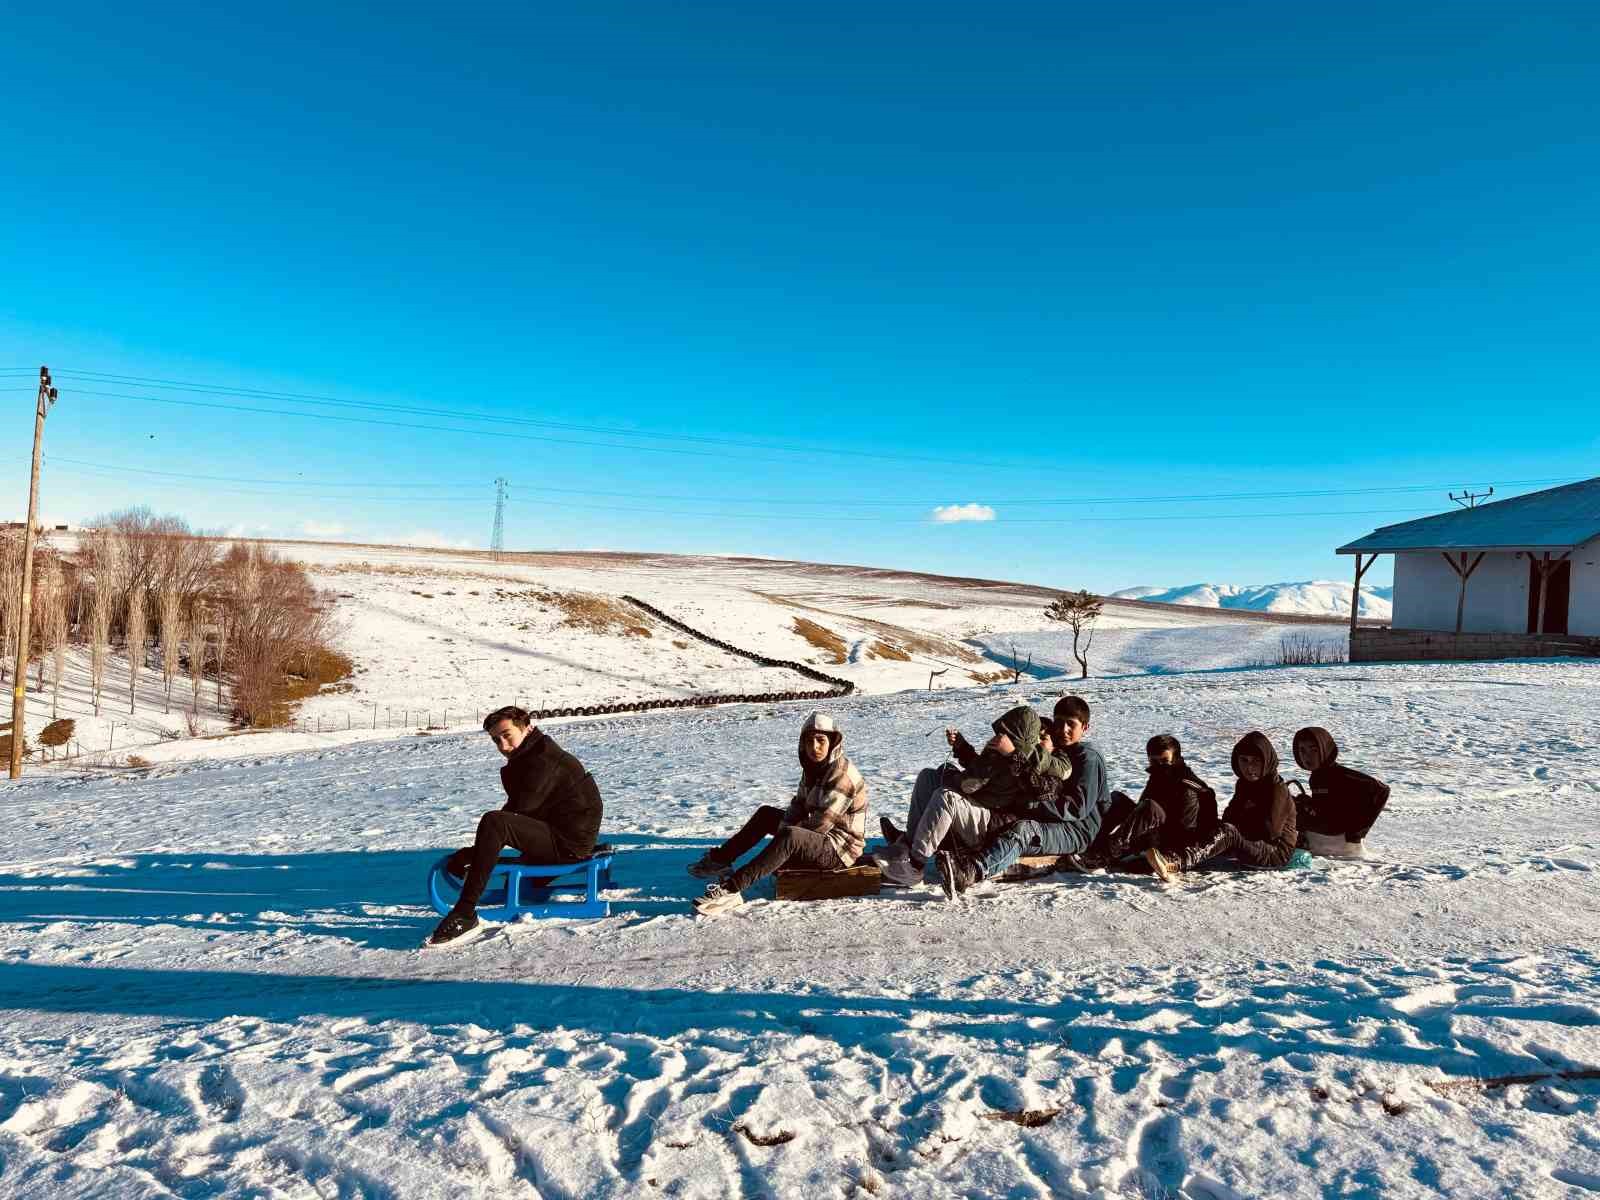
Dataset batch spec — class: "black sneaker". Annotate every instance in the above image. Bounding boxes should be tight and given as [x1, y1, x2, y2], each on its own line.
[426, 909, 481, 946]
[879, 816, 904, 844]
[687, 852, 732, 879]
[936, 851, 979, 902]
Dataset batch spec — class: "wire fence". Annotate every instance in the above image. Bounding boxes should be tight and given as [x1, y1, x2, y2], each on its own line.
[28, 598, 860, 767]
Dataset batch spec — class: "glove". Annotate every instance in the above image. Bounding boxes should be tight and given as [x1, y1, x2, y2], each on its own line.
[444, 847, 473, 878]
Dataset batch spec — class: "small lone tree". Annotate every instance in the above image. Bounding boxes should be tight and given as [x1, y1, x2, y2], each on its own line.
[1044, 590, 1104, 679]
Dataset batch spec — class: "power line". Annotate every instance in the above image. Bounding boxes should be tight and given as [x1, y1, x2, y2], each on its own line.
[53, 369, 1018, 470]
[37, 461, 1445, 524]
[47, 456, 488, 490]
[38, 455, 1583, 511]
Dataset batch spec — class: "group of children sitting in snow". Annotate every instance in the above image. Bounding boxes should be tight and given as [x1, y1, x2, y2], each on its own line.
[426, 700, 1390, 944]
[686, 696, 1390, 916]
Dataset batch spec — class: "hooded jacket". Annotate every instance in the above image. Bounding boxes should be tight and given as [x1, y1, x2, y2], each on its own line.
[499, 728, 604, 861]
[1140, 755, 1218, 846]
[947, 706, 1072, 815]
[1292, 727, 1390, 840]
[1221, 731, 1296, 850]
[783, 712, 869, 864]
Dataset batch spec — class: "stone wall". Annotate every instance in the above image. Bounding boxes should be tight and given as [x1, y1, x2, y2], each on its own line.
[1351, 627, 1600, 663]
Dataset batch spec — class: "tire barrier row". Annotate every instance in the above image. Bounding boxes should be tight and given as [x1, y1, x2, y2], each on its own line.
[518, 596, 854, 724]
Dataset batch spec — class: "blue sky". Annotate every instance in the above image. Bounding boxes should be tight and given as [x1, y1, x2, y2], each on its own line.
[2, 2, 1595, 591]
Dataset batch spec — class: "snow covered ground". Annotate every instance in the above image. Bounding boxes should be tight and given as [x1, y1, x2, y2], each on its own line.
[1113, 581, 1395, 621]
[2, 657, 1597, 1197]
[17, 538, 1352, 770]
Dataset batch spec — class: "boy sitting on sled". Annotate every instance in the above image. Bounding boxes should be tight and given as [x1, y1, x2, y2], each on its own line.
[428, 705, 604, 945]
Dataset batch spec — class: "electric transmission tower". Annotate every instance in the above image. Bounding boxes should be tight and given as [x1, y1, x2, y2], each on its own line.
[490, 478, 508, 560]
[1449, 486, 1494, 509]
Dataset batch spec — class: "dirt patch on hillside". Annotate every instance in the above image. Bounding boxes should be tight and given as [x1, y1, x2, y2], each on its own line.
[535, 590, 653, 637]
[793, 618, 848, 664]
[758, 591, 982, 665]
[866, 640, 912, 662]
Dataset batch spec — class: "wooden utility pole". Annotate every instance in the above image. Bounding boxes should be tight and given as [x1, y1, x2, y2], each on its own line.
[9, 367, 57, 779]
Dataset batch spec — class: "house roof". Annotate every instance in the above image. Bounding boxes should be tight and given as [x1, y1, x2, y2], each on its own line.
[1337, 476, 1600, 554]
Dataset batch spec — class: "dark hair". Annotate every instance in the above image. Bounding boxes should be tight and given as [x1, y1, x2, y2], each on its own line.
[482, 705, 533, 732]
[1054, 695, 1091, 726]
[1146, 733, 1181, 757]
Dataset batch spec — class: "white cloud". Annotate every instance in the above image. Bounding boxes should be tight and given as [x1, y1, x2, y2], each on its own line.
[394, 529, 477, 550]
[300, 520, 347, 538]
[223, 522, 275, 538]
[931, 503, 997, 524]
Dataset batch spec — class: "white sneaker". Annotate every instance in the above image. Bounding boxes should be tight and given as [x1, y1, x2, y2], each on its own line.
[879, 853, 924, 888]
[693, 883, 746, 917]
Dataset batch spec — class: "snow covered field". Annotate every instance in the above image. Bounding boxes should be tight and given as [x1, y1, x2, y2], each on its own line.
[17, 538, 1351, 769]
[3, 657, 1598, 1198]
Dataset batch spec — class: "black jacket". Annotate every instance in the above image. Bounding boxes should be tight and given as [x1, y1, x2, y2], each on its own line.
[1141, 758, 1218, 848]
[1293, 727, 1389, 840]
[499, 729, 603, 860]
[1222, 731, 1296, 851]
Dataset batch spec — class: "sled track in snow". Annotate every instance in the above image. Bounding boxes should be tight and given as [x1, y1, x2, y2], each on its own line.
[514, 596, 854, 723]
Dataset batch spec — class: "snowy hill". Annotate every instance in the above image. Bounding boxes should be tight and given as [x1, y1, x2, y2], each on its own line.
[1113, 579, 1395, 620]
[20, 537, 1353, 769]
[2, 659, 1597, 1197]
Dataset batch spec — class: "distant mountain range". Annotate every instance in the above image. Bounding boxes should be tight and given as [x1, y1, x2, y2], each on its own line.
[1111, 581, 1394, 620]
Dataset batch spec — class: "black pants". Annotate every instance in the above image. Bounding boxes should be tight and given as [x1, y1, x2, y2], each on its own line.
[1086, 792, 1170, 863]
[453, 810, 560, 913]
[1178, 823, 1296, 871]
[712, 804, 843, 893]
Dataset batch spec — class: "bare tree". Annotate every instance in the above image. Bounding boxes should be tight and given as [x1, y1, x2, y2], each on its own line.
[1044, 590, 1105, 679]
[158, 573, 183, 712]
[45, 560, 68, 719]
[85, 534, 119, 715]
[0, 531, 19, 685]
[126, 577, 148, 715]
[188, 606, 208, 714]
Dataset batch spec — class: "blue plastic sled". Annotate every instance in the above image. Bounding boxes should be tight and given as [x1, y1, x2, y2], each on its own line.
[428, 844, 616, 921]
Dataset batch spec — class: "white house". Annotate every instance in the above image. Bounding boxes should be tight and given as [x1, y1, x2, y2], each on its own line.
[1337, 477, 1600, 662]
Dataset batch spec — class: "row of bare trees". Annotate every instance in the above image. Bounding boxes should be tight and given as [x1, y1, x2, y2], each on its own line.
[1, 508, 337, 730]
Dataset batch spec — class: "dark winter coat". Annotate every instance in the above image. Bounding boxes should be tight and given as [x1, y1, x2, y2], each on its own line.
[1140, 757, 1219, 848]
[1023, 739, 1109, 826]
[1221, 731, 1296, 851]
[1292, 726, 1390, 841]
[499, 729, 603, 861]
[947, 706, 1070, 814]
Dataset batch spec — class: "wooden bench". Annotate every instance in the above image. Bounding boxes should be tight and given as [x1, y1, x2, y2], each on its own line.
[775, 863, 881, 900]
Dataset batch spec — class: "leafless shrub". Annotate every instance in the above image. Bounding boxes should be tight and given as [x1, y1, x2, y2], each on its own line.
[1278, 633, 1347, 666]
[215, 542, 339, 727]
[184, 707, 203, 737]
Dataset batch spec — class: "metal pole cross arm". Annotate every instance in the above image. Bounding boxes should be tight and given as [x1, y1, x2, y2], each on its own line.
[10, 367, 56, 778]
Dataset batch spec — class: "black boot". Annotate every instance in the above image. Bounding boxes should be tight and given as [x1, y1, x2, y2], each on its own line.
[936, 850, 981, 901]
[1174, 824, 1240, 871]
[427, 907, 481, 946]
